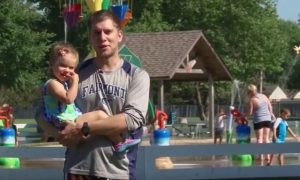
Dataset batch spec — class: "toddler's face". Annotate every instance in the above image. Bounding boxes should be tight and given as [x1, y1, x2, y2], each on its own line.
[53, 53, 78, 81]
[282, 112, 290, 119]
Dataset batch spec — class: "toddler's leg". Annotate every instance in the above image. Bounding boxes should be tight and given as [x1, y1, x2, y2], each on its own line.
[35, 109, 59, 141]
[106, 132, 141, 153]
[114, 138, 141, 153]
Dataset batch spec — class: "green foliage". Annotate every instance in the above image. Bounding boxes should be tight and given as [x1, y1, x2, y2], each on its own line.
[160, 0, 289, 83]
[127, 0, 174, 32]
[129, 0, 294, 104]
[28, 0, 90, 59]
[124, 0, 298, 106]
[165, 82, 198, 104]
[2, 0, 300, 107]
[277, 20, 300, 89]
[0, 0, 53, 106]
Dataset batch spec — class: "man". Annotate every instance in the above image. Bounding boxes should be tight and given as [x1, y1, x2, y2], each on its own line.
[40, 10, 150, 180]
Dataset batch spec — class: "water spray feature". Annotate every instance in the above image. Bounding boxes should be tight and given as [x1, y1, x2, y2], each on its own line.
[279, 45, 300, 89]
[226, 80, 252, 166]
[226, 79, 241, 144]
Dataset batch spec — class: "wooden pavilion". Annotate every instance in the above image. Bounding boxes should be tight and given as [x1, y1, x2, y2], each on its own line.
[121, 30, 233, 134]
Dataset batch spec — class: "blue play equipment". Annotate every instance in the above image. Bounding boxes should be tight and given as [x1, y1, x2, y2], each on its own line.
[0, 114, 20, 168]
[153, 110, 170, 146]
[232, 117, 252, 166]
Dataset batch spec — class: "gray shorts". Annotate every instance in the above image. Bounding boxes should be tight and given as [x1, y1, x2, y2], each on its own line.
[215, 128, 224, 138]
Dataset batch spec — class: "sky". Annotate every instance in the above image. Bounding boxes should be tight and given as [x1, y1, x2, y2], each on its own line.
[276, 0, 300, 22]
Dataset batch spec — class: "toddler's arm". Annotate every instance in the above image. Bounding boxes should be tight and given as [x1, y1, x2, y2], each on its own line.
[287, 127, 298, 140]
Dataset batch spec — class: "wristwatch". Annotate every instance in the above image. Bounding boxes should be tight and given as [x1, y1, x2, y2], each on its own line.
[81, 122, 90, 137]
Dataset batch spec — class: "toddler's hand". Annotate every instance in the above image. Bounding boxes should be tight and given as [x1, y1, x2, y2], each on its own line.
[68, 72, 79, 84]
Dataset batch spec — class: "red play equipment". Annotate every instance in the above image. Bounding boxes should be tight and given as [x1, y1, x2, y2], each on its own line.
[230, 106, 247, 125]
[0, 105, 13, 127]
[154, 110, 168, 129]
[0, 105, 13, 117]
[0, 104, 17, 146]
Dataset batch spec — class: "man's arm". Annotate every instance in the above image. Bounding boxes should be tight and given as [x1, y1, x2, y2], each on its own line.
[59, 69, 150, 145]
[80, 69, 150, 135]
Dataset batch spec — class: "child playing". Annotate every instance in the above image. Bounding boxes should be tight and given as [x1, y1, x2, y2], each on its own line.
[267, 108, 298, 166]
[214, 108, 226, 144]
[42, 41, 140, 152]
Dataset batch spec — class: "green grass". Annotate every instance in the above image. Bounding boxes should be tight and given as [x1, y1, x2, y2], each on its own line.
[15, 118, 36, 124]
[13, 118, 43, 145]
[15, 118, 37, 133]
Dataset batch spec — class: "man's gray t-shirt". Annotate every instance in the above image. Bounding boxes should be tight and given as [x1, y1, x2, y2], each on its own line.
[64, 58, 150, 179]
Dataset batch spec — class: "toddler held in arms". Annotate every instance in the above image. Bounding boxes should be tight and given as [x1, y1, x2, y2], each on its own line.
[42, 41, 140, 152]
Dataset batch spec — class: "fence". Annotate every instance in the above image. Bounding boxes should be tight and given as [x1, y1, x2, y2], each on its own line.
[1, 143, 300, 180]
[14, 101, 300, 120]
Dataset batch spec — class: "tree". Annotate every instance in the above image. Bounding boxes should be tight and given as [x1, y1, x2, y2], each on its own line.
[13, 0, 299, 108]
[127, 0, 174, 32]
[130, 0, 294, 122]
[28, 0, 90, 60]
[0, 0, 54, 106]
[162, 0, 289, 83]
[277, 20, 300, 89]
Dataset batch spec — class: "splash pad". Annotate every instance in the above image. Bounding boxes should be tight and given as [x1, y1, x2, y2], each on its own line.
[227, 80, 252, 166]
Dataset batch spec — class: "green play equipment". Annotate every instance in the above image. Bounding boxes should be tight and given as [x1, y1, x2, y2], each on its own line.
[0, 110, 20, 169]
[0, 157, 20, 168]
[119, 45, 155, 120]
[230, 108, 253, 167]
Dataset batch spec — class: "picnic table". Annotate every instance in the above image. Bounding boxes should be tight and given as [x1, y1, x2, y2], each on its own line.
[169, 117, 207, 137]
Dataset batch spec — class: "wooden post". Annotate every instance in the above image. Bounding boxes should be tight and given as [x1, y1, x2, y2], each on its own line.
[208, 74, 215, 138]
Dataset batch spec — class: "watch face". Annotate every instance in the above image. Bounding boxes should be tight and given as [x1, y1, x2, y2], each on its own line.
[81, 122, 90, 136]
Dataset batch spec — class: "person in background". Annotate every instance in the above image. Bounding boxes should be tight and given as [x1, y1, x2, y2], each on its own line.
[268, 108, 298, 166]
[214, 108, 226, 144]
[246, 84, 275, 164]
[38, 10, 150, 180]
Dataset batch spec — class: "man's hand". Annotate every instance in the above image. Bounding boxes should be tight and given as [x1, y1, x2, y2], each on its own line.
[57, 121, 83, 147]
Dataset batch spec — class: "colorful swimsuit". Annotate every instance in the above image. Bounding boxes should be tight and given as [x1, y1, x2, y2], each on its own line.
[273, 117, 288, 143]
[42, 79, 82, 128]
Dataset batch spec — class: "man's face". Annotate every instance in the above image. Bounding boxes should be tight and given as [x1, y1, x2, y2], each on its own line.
[90, 18, 123, 59]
